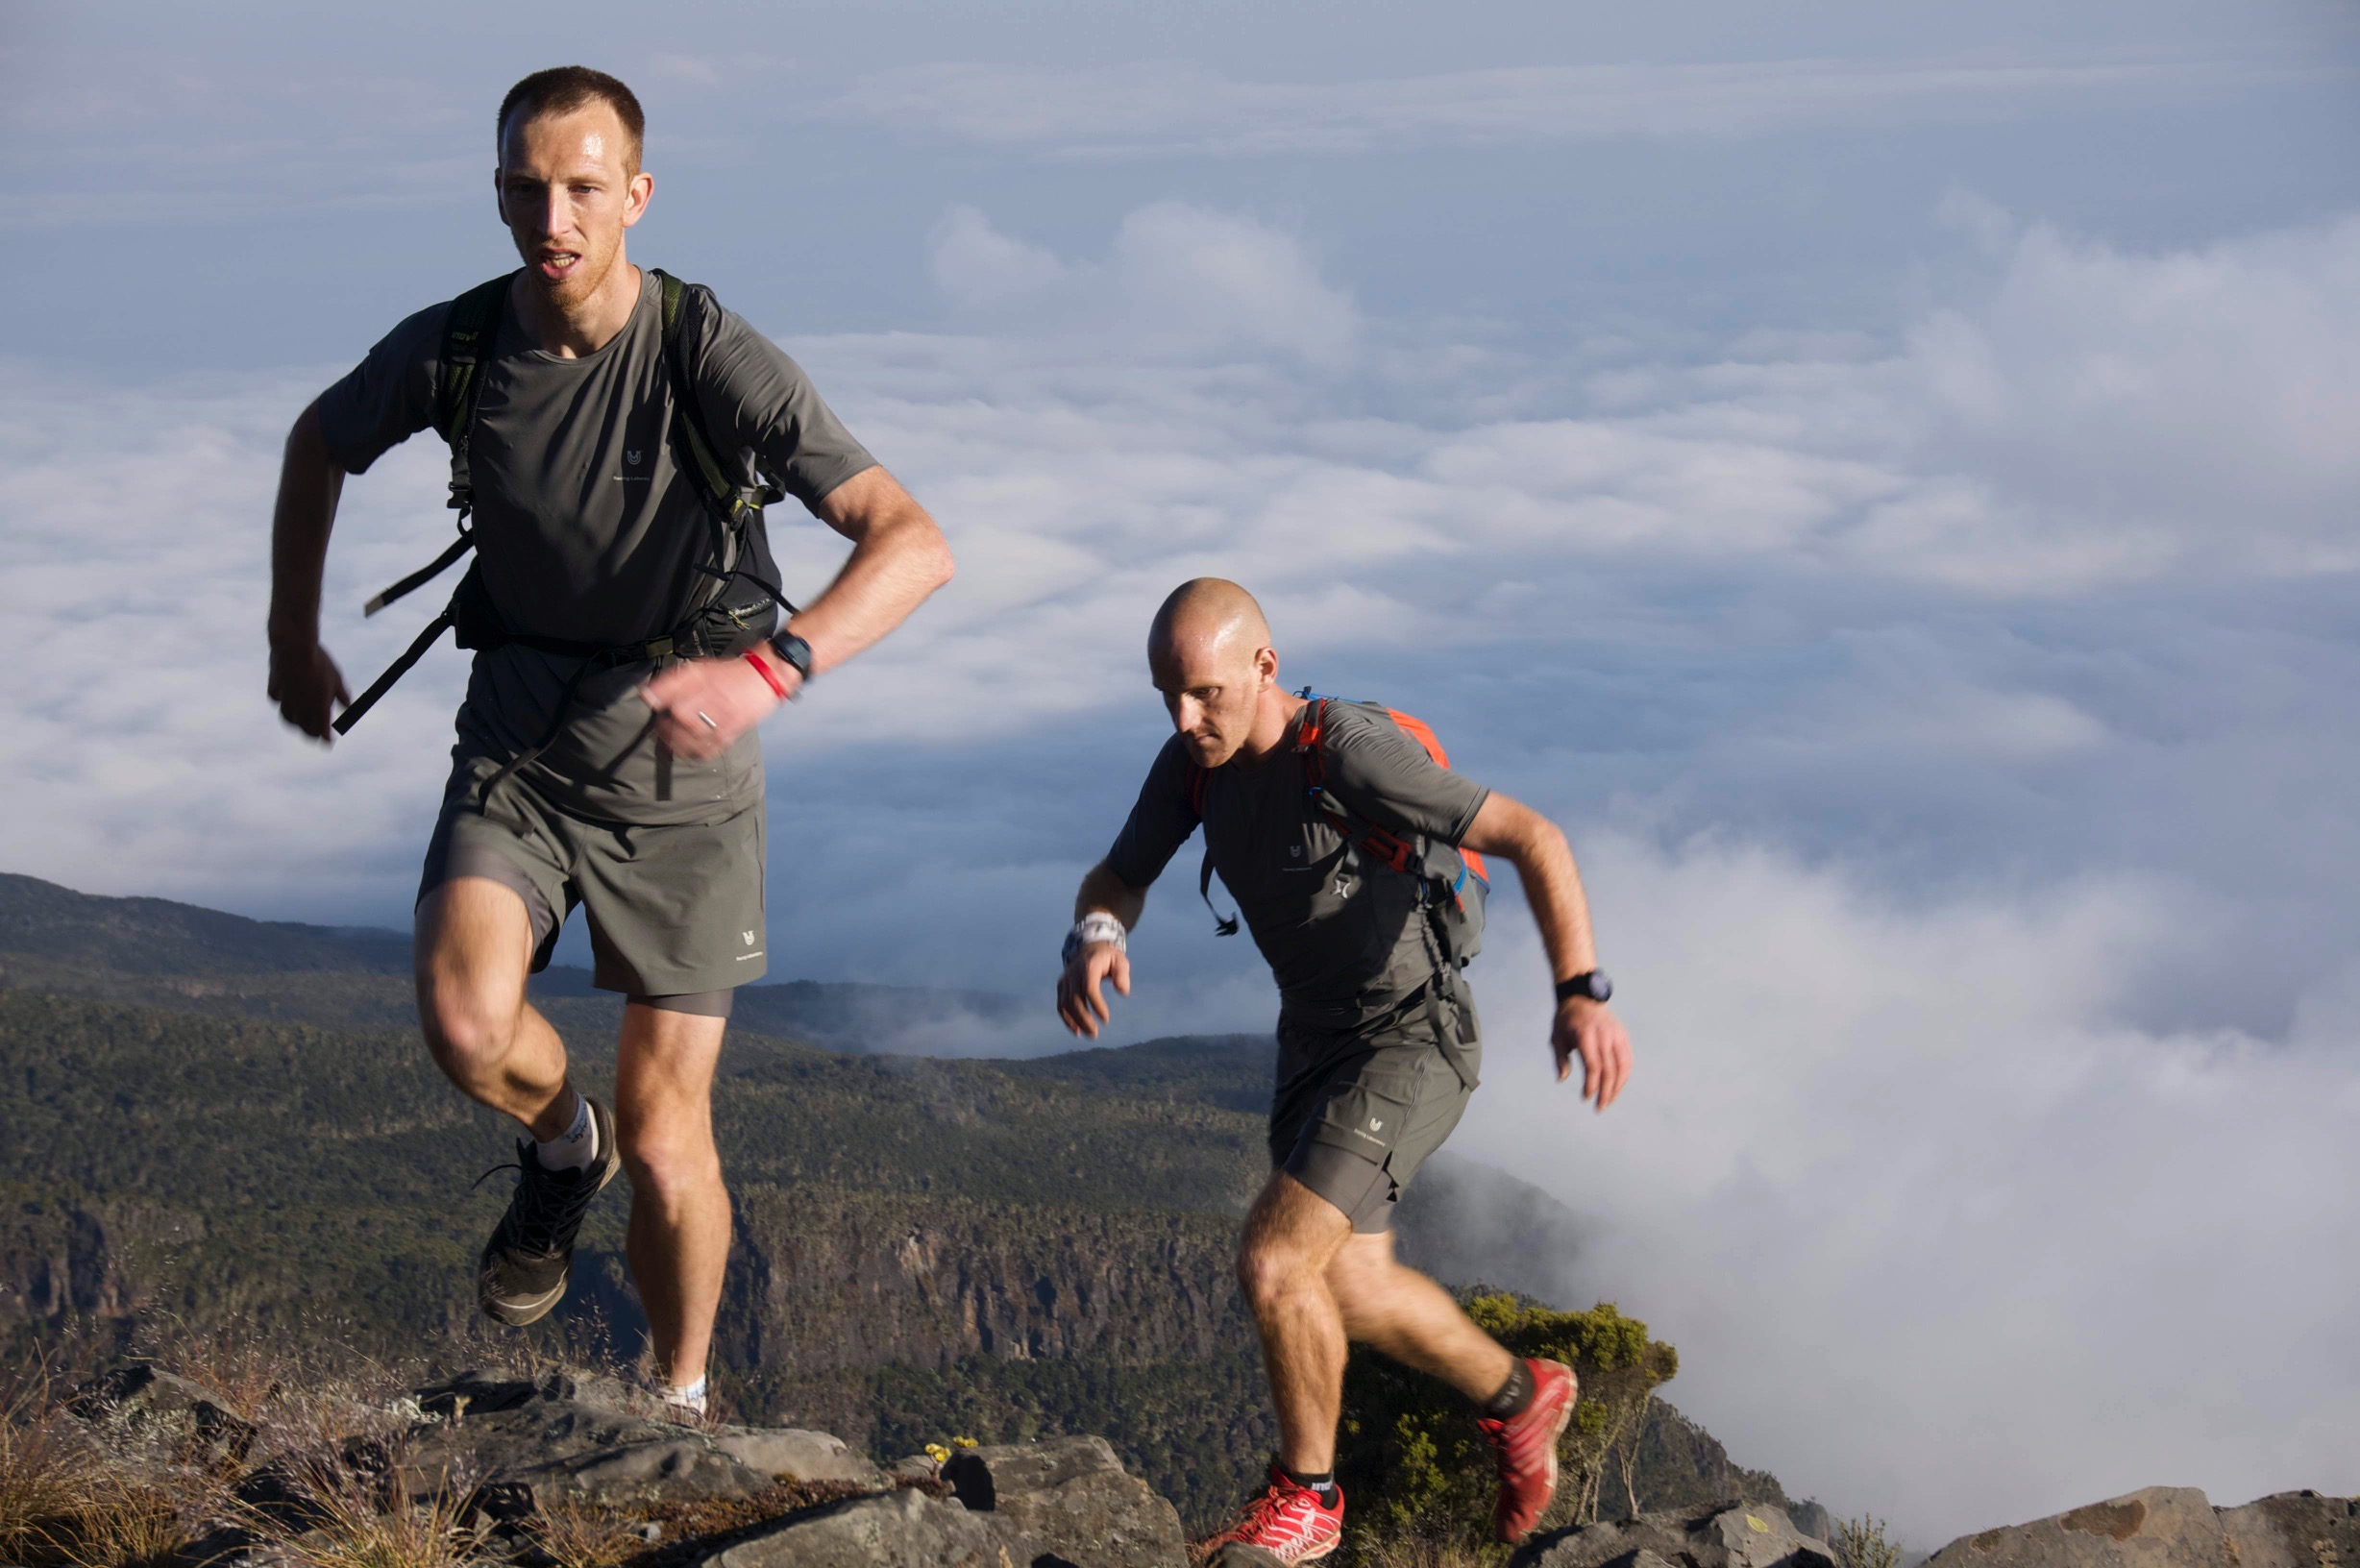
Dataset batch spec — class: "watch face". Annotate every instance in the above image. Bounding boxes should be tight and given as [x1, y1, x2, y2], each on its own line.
[1588, 971, 1612, 1001]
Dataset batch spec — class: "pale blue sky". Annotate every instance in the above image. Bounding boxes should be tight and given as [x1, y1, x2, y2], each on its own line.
[2, 0, 2356, 1541]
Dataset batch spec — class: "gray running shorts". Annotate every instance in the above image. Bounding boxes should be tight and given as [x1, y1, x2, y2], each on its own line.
[1269, 987, 1481, 1234]
[418, 753, 768, 1002]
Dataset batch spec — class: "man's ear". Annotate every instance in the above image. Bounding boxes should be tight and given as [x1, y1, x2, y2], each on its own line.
[1256, 645, 1280, 687]
[491, 166, 505, 224]
[623, 170, 654, 228]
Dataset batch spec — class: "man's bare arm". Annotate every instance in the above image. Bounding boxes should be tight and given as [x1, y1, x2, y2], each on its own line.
[1462, 792, 1633, 1109]
[1057, 860, 1147, 1039]
[790, 465, 957, 675]
[266, 400, 352, 742]
[642, 464, 955, 759]
[1074, 860, 1147, 927]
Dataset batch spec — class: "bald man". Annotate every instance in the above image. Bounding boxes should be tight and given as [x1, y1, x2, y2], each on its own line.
[1056, 579, 1632, 1560]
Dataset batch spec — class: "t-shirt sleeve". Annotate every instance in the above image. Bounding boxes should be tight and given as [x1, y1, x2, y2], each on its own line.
[312, 302, 446, 476]
[1102, 737, 1202, 890]
[1319, 705, 1490, 847]
[688, 301, 879, 510]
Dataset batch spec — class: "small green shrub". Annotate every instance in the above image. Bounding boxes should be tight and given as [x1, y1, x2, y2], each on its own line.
[1834, 1514, 1902, 1568]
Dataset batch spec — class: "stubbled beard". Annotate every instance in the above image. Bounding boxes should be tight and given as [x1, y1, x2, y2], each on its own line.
[524, 236, 617, 309]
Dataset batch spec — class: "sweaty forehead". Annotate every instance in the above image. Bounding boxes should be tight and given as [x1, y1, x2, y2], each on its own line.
[502, 105, 632, 173]
[1151, 621, 1259, 686]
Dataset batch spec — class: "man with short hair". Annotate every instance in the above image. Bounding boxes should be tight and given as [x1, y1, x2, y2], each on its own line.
[1057, 578, 1632, 1559]
[267, 65, 953, 1416]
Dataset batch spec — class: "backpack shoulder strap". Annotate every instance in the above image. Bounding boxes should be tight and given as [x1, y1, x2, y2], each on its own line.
[434, 274, 514, 512]
[358, 276, 508, 620]
[1185, 760, 1240, 937]
[651, 270, 786, 524]
[1292, 694, 1440, 878]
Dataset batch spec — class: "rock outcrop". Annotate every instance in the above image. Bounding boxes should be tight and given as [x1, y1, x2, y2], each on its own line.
[944, 1436, 1190, 1568]
[65, 1361, 258, 1466]
[60, 1360, 1185, 1568]
[698, 1487, 1018, 1567]
[1923, 1486, 2360, 1568]
[1511, 1501, 1840, 1568]
[395, 1368, 883, 1507]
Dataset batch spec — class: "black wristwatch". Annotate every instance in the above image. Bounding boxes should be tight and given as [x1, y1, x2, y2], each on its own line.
[1554, 970, 1612, 1004]
[767, 629, 814, 687]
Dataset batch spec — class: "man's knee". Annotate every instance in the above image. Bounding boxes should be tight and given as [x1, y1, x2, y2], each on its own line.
[1236, 1239, 1306, 1311]
[1237, 1225, 1329, 1311]
[615, 1109, 722, 1198]
[416, 972, 526, 1077]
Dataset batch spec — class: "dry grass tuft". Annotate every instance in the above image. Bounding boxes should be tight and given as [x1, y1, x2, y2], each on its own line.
[1340, 1530, 1509, 1568]
[0, 1365, 101, 1565]
[533, 1499, 650, 1568]
[252, 1475, 482, 1568]
[55, 1473, 203, 1568]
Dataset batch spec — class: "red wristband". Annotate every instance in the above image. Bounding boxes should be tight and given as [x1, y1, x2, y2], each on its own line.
[743, 650, 790, 699]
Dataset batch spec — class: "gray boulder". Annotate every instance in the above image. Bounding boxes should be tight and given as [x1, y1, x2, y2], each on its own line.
[2218, 1492, 2360, 1568]
[1512, 1501, 1839, 1568]
[66, 1362, 257, 1466]
[694, 1485, 1020, 1567]
[1925, 1488, 2360, 1568]
[398, 1370, 762, 1506]
[396, 1368, 876, 1508]
[944, 1436, 1188, 1568]
[713, 1426, 885, 1487]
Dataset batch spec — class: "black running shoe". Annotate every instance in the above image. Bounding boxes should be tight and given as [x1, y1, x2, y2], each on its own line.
[475, 1096, 620, 1326]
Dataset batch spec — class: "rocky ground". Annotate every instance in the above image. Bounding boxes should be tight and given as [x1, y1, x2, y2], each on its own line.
[29, 1360, 1186, 1567]
[11, 1357, 2351, 1568]
[1506, 1489, 2357, 1568]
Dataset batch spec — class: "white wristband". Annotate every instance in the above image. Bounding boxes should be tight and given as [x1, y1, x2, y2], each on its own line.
[1062, 913, 1128, 966]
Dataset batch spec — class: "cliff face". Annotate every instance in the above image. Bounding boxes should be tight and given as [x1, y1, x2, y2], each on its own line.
[0, 1200, 139, 1328]
[718, 1189, 1248, 1376]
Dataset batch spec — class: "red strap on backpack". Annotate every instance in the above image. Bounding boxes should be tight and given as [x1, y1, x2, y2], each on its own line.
[1298, 698, 1486, 885]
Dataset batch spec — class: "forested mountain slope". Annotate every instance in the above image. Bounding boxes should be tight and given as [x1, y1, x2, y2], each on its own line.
[0, 873, 1807, 1530]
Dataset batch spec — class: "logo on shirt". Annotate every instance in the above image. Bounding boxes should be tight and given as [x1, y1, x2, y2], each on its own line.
[742, 930, 757, 945]
[617, 449, 651, 482]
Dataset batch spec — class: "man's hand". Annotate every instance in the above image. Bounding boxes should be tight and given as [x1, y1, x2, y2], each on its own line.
[1553, 997, 1631, 1110]
[639, 654, 797, 761]
[268, 639, 351, 743]
[1056, 943, 1131, 1039]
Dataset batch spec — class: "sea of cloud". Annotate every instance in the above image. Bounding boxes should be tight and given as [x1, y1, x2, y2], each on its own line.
[1, 192, 2354, 1537]
[1465, 838, 2360, 1541]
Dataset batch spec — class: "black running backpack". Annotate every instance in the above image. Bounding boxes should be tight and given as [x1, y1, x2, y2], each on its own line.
[332, 270, 792, 740]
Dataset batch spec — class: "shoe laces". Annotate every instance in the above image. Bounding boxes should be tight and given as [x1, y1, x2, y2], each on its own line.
[473, 1145, 601, 1254]
[1217, 1478, 1316, 1542]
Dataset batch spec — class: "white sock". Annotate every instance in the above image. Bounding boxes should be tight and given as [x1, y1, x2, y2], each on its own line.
[534, 1092, 597, 1173]
[660, 1374, 708, 1417]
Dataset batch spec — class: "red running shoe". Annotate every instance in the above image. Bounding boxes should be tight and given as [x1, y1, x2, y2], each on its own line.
[1193, 1464, 1344, 1564]
[1477, 1357, 1579, 1543]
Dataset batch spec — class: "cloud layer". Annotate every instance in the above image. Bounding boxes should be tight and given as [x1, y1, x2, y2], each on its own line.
[819, 56, 2335, 160]
[1464, 835, 2360, 1541]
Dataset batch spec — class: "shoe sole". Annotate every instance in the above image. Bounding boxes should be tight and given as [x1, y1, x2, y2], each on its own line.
[1497, 1360, 1579, 1544]
[1202, 1541, 1339, 1568]
[478, 1103, 623, 1327]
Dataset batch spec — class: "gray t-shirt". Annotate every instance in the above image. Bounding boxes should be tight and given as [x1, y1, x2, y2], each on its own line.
[1105, 700, 1490, 1024]
[316, 269, 876, 824]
